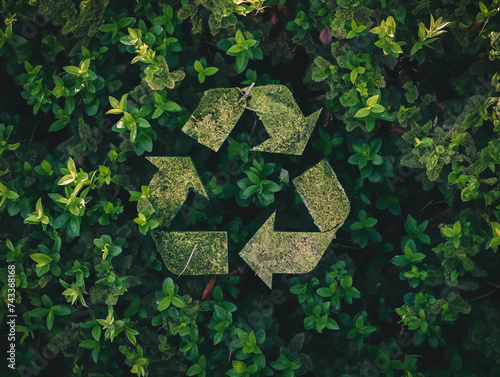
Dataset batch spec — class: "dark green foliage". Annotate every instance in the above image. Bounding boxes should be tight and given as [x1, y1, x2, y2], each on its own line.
[1, 0, 500, 376]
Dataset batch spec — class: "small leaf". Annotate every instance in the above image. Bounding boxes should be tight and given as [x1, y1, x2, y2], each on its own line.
[354, 107, 371, 118]
[367, 95, 379, 107]
[29, 308, 50, 317]
[235, 30, 246, 45]
[30, 253, 51, 267]
[204, 67, 219, 76]
[194, 60, 204, 73]
[319, 27, 333, 45]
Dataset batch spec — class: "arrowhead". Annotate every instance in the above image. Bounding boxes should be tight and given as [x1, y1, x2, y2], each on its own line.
[138, 157, 208, 227]
[181, 88, 246, 152]
[293, 160, 350, 232]
[239, 212, 336, 288]
[252, 110, 321, 155]
[140, 157, 228, 276]
[249, 85, 321, 155]
[152, 231, 228, 275]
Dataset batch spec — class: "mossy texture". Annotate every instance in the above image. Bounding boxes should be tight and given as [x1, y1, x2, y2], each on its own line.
[181, 88, 245, 151]
[139, 157, 228, 275]
[139, 157, 207, 227]
[293, 159, 350, 232]
[249, 85, 321, 155]
[239, 212, 336, 288]
[152, 231, 228, 275]
[238, 160, 349, 287]
[181, 85, 320, 155]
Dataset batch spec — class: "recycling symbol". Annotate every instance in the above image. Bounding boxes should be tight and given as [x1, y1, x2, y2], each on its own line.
[138, 85, 350, 288]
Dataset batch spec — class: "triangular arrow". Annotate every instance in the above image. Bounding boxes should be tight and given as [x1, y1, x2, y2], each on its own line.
[138, 157, 228, 275]
[181, 85, 321, 156]
[238, 212, 336, 288]
[249, 85, 322, 155]
[239, 160, 349, 288]
[139, 157, 208, 227]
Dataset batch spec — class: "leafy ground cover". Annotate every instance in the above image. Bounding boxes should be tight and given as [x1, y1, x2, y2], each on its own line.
[1, 0, 500, 376]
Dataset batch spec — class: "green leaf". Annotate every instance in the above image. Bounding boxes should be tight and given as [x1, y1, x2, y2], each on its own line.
[364, 218, 378, 227]
[171, 296, 186, 308]
[158, 296, 171, 311]
[79, 339, 99, 349]
[46, 311, 55, 330]
[235, 54, 246, 70]
[163, 102, 182, 112]
[42, 294, 53, 308]
[204, 67, 218, 76]
[63, 66, 80, 76]
[130, 123, 137, 142]
[235, 30, 246, 45]
[106, 108, 123, 115]
[441, 227, 456, 238]
[81, 59, 90, 71]
[119, 94, 128, 111]
[365, 116, 376, 131]
[246, 171, 260, 184]
[53, 306, 71, 316]
[350, 70, 358, 84]
[354, 107, 371, 118]
[371, 104, 386, 113]
[367, 95, 379, 107]
[410, 42, 422, 56]
[227, 44, 244, 54]
[341, 275, 353, 289]
[355, 315, 364, 328]
[194, 60, 204, 73]
[49, 120, 67, 132]
[243, 185, 260, 198]
[392, 255, 409, 266]
[108, 95, 121, 108]
[451, 355, 463, 371]
[186, 364, 202, 376]
[317, 287, 334, 297]
[29, 308, 50, 317]
[347, 328, 358, 339]
[389, 42, 403, 54]
[30, 253, 51, 267]
[152, 108, 163, 119]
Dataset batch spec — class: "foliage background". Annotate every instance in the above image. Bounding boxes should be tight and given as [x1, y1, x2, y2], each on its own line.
[1, 0, 500, 376]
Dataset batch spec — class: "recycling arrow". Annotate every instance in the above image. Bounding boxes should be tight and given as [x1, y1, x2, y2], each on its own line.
[139, 157, 208, 227]
[181, 85, 320, 155]
[249, 85, 322, 155]
[238, 212, 336, 288]
[239, 160, 350, 288]
[149, 230, 228, 275]
[143, 87, 350, 287]
[138, 157, 228, 275]
[293, 159, 350, 232]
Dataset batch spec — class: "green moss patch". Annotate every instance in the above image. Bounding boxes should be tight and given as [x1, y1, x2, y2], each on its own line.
[153, 231, 228, 275]
[293, 159, 350, 232]
[239, 212, 336, 288]
[139, 157, 207, 227]
[249, 85, 321, 155]
[181, 88, 246, 151]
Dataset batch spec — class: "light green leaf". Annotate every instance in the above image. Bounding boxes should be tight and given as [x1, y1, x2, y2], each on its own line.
[354, 107, 371, 118]
[194, 60, 204, 73]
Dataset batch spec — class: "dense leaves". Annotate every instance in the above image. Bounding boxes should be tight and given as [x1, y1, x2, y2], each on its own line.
[1, 0, 500, 377]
